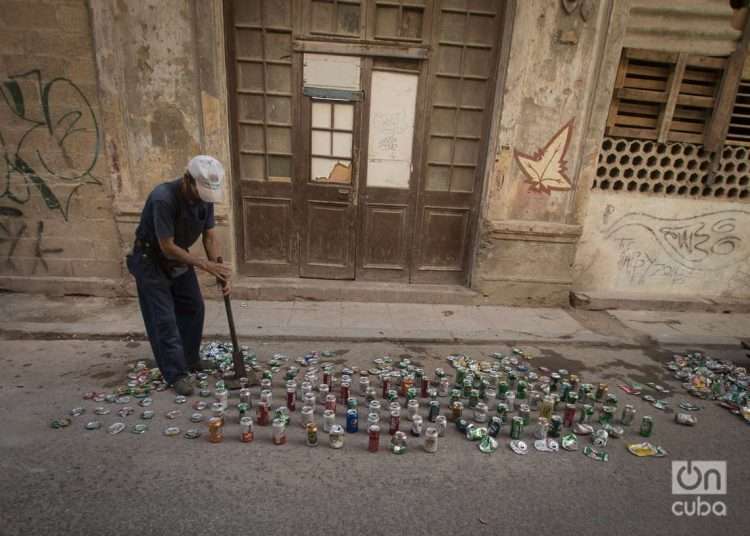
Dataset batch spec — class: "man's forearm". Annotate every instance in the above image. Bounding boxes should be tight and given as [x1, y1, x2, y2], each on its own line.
[161, 241, 208, 271]
[203, 234, 221, 262]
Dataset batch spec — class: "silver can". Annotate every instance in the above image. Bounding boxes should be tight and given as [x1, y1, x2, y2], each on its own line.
[407, 399, 419, 421]
[318, 384, 330, 405]
[435, 415, 447, 437]
[323, 409, 335, 432]
[301, 405, 314, 427]
[359, 376, 370, 396]
[424, 426, 438, 453]
[411, 415, 423, 436]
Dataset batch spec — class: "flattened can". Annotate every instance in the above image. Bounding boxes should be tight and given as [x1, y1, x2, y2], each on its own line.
[510, 416, 524, 439]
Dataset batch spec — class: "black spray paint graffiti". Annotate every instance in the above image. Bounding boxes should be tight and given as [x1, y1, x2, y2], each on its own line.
[602, 210, 750, 271]
[0, 211, 62, 274]
[612, 237, 691, 286]
[0, 69, 101, 220]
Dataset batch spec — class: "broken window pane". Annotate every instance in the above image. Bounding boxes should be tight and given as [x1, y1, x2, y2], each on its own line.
[311, 157, 352, 184]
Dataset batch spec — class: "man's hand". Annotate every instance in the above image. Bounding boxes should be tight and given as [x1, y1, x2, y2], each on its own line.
[220, 277, 232, 297]
[201, 260, 232, 282]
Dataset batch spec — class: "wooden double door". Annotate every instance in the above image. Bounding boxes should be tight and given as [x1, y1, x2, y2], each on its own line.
[226, 0, 505, 285]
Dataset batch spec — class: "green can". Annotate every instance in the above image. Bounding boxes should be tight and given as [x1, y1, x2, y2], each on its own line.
[497, 381, 509, 396]
[560, 382, 571, 402]
[510, 416, 524, 439]
[496, 402, 509, 422]
[456, 417, 469, 433]
[516, 380, 528, 400]
[548, 414, 562, 438]
[468, 389, 480, 408]
[237, 402, 249, 418]
[406, 387, 417, 401]
[599, 405, 615, 425]
[449, 389, 462, 404]
[455, 367, 467, 386]
[347, 397, 358, 410]
[580, 404, 594, 424]
[462, 378, 472, 398]
[387, 389, 398, 403]
[507, 371, 517, 388]
[639, 415, 654, 437]
[605, 393, 618, 407]
[518, 403, 531, 425]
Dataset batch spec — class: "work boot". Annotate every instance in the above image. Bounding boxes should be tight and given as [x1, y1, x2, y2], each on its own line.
[188, 359, 216, 373]
[173, 376, 194, 396]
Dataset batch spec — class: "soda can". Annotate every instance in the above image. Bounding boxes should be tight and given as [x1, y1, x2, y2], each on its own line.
[390, 431, 408, 454]
[495, 402, 509, 422]
[306, 423, 319, 447]
[406, 387, 418, 403]
[450, 401, 464, 422]
[468, 389, 480, 408]
[359, 376, 369, 396]
[329, 424, 344, 448]
[365, 387, 377, 403]
[256, 402, 270, 426]
[518, 403, 530, 426]
[420, 376, 430, 399]
[550, 372, 561, 391]
[639, 416, 654, 437]
[381, 376, 390, 399]
[474, 402, 488, 423]
[549, 415, 563, 438]
[424, 427, 438, 453]
[303, 392, 316, 409]
[238, 403, 249, 420]
[301, 405, 314, 427]
[340, 381, 351, 404]
[407, 399, 419, 421]
[389, 409, 400, 435]
[621, 404, 636, 426]
[510, 416, 524, 439]
[260, 389, 272, 407]
[240, 416, 254, 443]
[595, 383, 608, 401]
[272, 418, 287, 445]
[318, 383, 330, 405]
[505, 391, 516, 410]
[462, 379, 472, 399]
[401, 375, 414, 397]
[435, 415, 447, 437]
[497, 381, 509, 396]
[367, 412, 379, 427]
[239, 388, 252, 405]
[534, 417, 549, 440]
[428, 400, 440, 422]
[455, 366, 467, 386]
[516, 380, 528, 400]
[605, 393, 618, 407]
[580, 404, 594, 424]
[456, 417, 469, 433]
[286, 387, 296, 412]
[563, 403, 577, 427]
[567, 391, 578, 405]
[560, 382, 571, 402]
[488, 416, 502, 438]
[411, 415, 423, 437]
[325, 393, 337, 413]
[208, 417, 223, 444]
[675, 412, 697, 426]
[593, 428, 608, 448]
[540, 395, 554, 420]
[346, 408, 359, 433]
[598, 405, 615, 425]
[387, 389, 398, 403]
[368, 424, 380, 453]
[347, 397, 358, 411]
[323, 409, 335, 432]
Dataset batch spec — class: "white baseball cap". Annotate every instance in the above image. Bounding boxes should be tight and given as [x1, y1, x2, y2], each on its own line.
[187, 155, 225, 203]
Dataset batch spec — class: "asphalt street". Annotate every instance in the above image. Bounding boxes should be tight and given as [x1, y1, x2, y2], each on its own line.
[0, 338, 748, 536]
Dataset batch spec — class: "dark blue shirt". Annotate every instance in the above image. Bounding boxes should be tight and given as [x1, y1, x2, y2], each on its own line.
[135, 178, 215, 262]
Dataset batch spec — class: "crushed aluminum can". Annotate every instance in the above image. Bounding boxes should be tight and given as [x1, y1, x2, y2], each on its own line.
[105, 394, 117, 403]
[141, 410, 155, 420]
[51, 417, 72, 429]
[174, 395, 188, 405]
[115, 396, 131, 405]
[618, 384, 641, 395]
[593, 429, 609, 448]
[139, 397, 153, 407]
[627, 442, 668, 457]
[583, 445, 609, 462]
[93, 393, 107, 403]
[166, 410, 182, 420]
[184, 429, 201, 439]
[107, 422, 126, 435]
[573, 423, 594, 435]
[70, 407, 85, 417]
[192, 400, 208, 411]
[652, 400, 669, 411]
[675, 412, 698, 426]
[601, 423, 625, 438]
[163, 426, 181, 437]
[642, 394, 655, 403]
[678, 401, 701, 412]
[94, 407, 110, 416]
[561, 433, 578, 451]
[534, 439, 560, 453]
[190, 413, 204, 423]
[466, 426, 487, 441]
[131, 424, 148, 434]
[478, 436, 498, 453]
[85, 421, 101, 430]
[509, 440, 528, 455]
[117, 407, 134, 418]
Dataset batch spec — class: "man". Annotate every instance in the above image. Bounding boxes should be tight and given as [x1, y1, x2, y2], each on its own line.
[126, 155, 232, 396]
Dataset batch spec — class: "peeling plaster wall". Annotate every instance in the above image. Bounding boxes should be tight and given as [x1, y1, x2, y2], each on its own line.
[0, 0, 122, 295]
[574, 192, 750, 300]
[473, 0, 613, 305]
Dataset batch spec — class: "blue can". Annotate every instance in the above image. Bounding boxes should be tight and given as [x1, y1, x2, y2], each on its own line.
[346, 408, 358, 433]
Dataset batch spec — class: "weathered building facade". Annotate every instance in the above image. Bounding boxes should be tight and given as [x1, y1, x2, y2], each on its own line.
[1, 0, 749, 307]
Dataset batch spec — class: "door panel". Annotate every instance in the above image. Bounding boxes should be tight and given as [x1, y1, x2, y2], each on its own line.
[357, 57, 423, 281]
[305, 200, 354, 267]
[413, 0, 505, 283]
[227, 0, 297, 276]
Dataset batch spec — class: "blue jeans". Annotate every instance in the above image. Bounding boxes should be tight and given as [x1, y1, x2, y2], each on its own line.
[126, 249, 205, 384]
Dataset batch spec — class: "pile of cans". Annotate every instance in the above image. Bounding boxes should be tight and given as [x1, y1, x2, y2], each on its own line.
[50, 345, 687, 461]
[667, 352, 750, 423]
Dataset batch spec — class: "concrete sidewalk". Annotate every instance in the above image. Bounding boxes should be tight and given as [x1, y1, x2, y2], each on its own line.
[2, 293, 749, 347]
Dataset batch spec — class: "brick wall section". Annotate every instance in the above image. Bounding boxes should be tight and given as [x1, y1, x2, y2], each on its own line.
[0, 0, 123, 287]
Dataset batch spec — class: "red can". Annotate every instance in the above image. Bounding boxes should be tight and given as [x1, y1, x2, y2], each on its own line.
[256, 401, 270, 426]
[340, 383, 350, 404]
[563, 403, 577, 428]
[286, 389, 296, 412]
[322, 371, 331, 387]
[421, 377, 430, 398]
[389, 412, 400, 435]
[325, 394, 336, 414]
[368, 424, 380, 452]
[382, 377, 390, 399]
